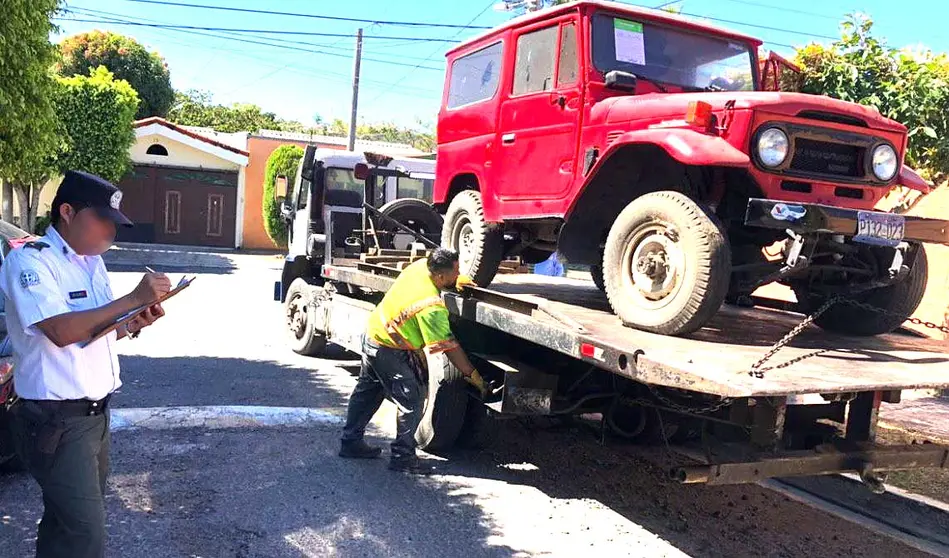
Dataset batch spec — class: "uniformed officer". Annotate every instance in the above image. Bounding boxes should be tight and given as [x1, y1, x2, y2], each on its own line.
[339, 247, 487, 474]
[0, 170, 172, 558]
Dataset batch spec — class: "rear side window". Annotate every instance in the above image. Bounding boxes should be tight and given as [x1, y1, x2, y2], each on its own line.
[557, 23, 578, 87]
[513, 26, 558, 95]
[447, 42, 503, 109]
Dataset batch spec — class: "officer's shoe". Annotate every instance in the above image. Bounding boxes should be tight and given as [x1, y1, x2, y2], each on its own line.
[338, 440, 382, 459]
[388, 455, 438, 475]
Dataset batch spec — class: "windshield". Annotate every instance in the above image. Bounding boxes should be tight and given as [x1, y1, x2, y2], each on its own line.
[591, 13, 756, 92]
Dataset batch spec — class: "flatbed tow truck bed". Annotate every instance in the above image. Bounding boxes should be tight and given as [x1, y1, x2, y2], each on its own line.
[325, 265, 949, 399]
[308, 259, 949, 487]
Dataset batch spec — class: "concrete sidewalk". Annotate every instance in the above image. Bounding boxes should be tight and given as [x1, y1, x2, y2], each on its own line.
[104, 242, 282, 271]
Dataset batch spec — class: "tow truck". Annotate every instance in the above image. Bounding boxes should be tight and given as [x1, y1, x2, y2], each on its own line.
[276, 145, 949, 491]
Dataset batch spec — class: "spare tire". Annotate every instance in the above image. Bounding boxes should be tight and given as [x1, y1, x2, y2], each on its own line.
[377, 198, 443, 251]
[415, 352, 468, 452]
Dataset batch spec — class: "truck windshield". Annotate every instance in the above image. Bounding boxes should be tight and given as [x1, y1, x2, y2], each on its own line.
[591, 13, 756, 92]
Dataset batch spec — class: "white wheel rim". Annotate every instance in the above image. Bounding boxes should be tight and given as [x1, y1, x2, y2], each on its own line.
[453, 218, 476, 272]
[621, 224, 686, 310]
[287, 294, 307, 339]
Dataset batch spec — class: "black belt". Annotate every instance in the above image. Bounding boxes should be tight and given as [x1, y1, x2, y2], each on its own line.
[23, 394, 112, 417]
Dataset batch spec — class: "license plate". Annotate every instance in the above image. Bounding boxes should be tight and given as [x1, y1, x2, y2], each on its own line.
[854, 211, 905, 247]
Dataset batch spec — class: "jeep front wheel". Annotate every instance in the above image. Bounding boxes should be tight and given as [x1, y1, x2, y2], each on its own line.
[442, 191, 504, 286]
[603, 191, 731, 335]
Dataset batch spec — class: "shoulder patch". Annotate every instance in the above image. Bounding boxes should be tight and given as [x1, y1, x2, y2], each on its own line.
[19, 270, 40, 288]
[24, 241, 49, 251]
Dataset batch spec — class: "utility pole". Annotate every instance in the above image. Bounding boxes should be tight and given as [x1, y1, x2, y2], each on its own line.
[348, 28, 363, 152]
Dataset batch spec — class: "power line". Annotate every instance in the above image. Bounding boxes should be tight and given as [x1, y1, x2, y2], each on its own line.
[55, 15, 447, 71]
[55, 17, 462, 43]
[710, 0, 841, 22]
[366, 1, 495, 107]
[124, 0, 493, 30]
[71, 5, 453, 63]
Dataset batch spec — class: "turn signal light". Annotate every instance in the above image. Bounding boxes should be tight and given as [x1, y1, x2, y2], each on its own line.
[685, 101, 713, 130]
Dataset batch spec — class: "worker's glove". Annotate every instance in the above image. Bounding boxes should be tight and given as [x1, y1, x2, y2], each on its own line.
[455, 274, 478, 292]
[463, 368, 488, 397]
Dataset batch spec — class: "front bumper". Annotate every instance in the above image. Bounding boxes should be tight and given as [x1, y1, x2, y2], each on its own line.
[744, 198, 949, 245]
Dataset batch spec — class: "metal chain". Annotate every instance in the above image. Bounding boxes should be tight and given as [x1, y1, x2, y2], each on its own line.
[748, 296, 949, 379]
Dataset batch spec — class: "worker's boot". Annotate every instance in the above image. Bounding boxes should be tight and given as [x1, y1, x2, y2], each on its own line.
[388, 455, 438, 475]
[338, 439, 382, 459]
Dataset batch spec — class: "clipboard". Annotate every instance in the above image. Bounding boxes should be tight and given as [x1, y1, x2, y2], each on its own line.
[82, 275, 195, 347]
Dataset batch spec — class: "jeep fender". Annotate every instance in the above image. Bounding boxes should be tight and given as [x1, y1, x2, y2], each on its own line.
[558, 129, 749, 263]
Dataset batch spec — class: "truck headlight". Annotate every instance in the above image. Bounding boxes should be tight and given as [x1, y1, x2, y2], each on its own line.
[871, 144, 898, 181]
[757, 128, 789, 168]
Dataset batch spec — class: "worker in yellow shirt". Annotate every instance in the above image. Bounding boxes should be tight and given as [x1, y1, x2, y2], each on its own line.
[339, 248, 486, 474]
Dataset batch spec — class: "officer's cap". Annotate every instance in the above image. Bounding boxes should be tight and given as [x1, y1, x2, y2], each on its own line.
[53, 171, 133, 227]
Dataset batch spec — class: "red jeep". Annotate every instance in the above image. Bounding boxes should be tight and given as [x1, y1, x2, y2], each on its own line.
[435, 1, 946, 336]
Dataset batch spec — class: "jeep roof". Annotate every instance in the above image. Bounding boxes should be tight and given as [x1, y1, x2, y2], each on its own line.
[448, 0, 763, 57]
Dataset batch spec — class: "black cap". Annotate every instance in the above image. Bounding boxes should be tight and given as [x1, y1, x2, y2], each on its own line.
[53, 170, 133, 227]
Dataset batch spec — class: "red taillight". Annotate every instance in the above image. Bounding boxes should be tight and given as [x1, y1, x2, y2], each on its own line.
[686, 101, 713, 130]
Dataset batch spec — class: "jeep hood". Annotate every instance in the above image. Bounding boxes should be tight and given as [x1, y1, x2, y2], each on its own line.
[603, 91, 906, 134]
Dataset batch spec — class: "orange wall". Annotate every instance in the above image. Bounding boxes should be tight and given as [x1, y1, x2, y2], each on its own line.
[242, 136, 349, 250]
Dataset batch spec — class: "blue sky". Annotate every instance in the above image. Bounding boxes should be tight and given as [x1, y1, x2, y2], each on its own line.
[54, 0, 949, 130]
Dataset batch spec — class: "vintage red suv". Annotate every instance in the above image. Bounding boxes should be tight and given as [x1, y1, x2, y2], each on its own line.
[435, 0, 948, 336]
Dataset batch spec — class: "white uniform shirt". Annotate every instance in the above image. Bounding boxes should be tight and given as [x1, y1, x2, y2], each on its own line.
[0, 226, 120, 400]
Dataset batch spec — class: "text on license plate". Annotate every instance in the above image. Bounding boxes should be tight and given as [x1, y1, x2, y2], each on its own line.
[854, 211, 905, 247]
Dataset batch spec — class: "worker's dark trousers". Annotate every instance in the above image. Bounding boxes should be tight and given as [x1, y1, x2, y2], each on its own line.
[10, 400, 110, 558]
[341, 337, 425, 459]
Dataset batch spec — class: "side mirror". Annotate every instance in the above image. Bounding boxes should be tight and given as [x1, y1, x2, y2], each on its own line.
[353, 163, 370, 181]
[280, 199, 294, 218]
[604, 70, 638, 92]
[275, 175, 289, 200]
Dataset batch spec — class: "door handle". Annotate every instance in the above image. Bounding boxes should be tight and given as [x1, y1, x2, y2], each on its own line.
[501, 133, 516, 145]
[550, 93, 567, 108]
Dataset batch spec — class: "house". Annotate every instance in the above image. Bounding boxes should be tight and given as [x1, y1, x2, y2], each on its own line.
[4, 120, 427, 251]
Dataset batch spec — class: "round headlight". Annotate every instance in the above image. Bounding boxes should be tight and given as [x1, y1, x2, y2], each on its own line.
[871, 144, 898, 181]
[757, 128, 789, 168]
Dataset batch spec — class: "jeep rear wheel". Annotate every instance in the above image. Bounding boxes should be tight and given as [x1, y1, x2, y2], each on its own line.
[442, 191, 504, 286]
[285, 278, 328, 356]
[603, 191, 731, 335]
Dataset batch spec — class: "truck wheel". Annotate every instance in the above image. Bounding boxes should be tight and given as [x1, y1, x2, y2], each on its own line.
[797, 246, 929, 336]
[377, 198, 443, 250]
[589, 264, 605, 291]
[455, 401, 499, 450]
[442, 191, 504, 286]
[285, 278, 328, 356]
[603, 191, 731, 335]
[415, 352, 468, 452]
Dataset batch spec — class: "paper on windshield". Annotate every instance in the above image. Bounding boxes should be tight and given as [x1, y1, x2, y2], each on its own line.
[614, 19, 646, 65]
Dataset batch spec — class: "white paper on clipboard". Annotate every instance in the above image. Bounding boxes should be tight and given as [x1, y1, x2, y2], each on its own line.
[614, 19, 646, 65]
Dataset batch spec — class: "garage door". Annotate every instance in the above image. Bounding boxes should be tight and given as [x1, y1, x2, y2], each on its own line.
[117, 166, 237, 247]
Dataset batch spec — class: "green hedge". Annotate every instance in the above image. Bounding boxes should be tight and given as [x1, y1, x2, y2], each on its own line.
[262, 145, 303, 247]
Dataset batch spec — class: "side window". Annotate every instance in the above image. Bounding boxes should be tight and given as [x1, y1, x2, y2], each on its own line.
[295, 177, 311, 210]
[324, 168, 365, 207]
[557, 23, 578, 87]
[447, 42, 503, 109]
[513, 26, 558, 95]
[397, 177, 434, 203]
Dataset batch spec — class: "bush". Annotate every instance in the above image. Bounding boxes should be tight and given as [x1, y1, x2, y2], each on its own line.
[796, 15, 949, 181]
[262, 145, 303, 247]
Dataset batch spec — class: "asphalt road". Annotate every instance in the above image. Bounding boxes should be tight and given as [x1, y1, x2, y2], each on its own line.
[0, 255, 932, 557]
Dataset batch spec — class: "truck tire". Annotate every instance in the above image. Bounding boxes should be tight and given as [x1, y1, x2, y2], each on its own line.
[455, 400, 499, 450]
[442, 191, 504, 286]
[796, 245, 929, 336]
[589, 264, 605, 291]
[285, 278, 328, 356]
[377, 198, 443, 250]
[415, 352, 468, 452]
[603, 191, 731, 335]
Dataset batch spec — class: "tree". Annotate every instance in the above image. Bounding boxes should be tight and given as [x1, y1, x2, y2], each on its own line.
[169, 89, 301, 133]
[262, 145, 303, 247]
[57, 31, 173, 119]
[0, 0, 62, 224]
[55, 66, 140, 182]
[795, 15, 949, 181]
